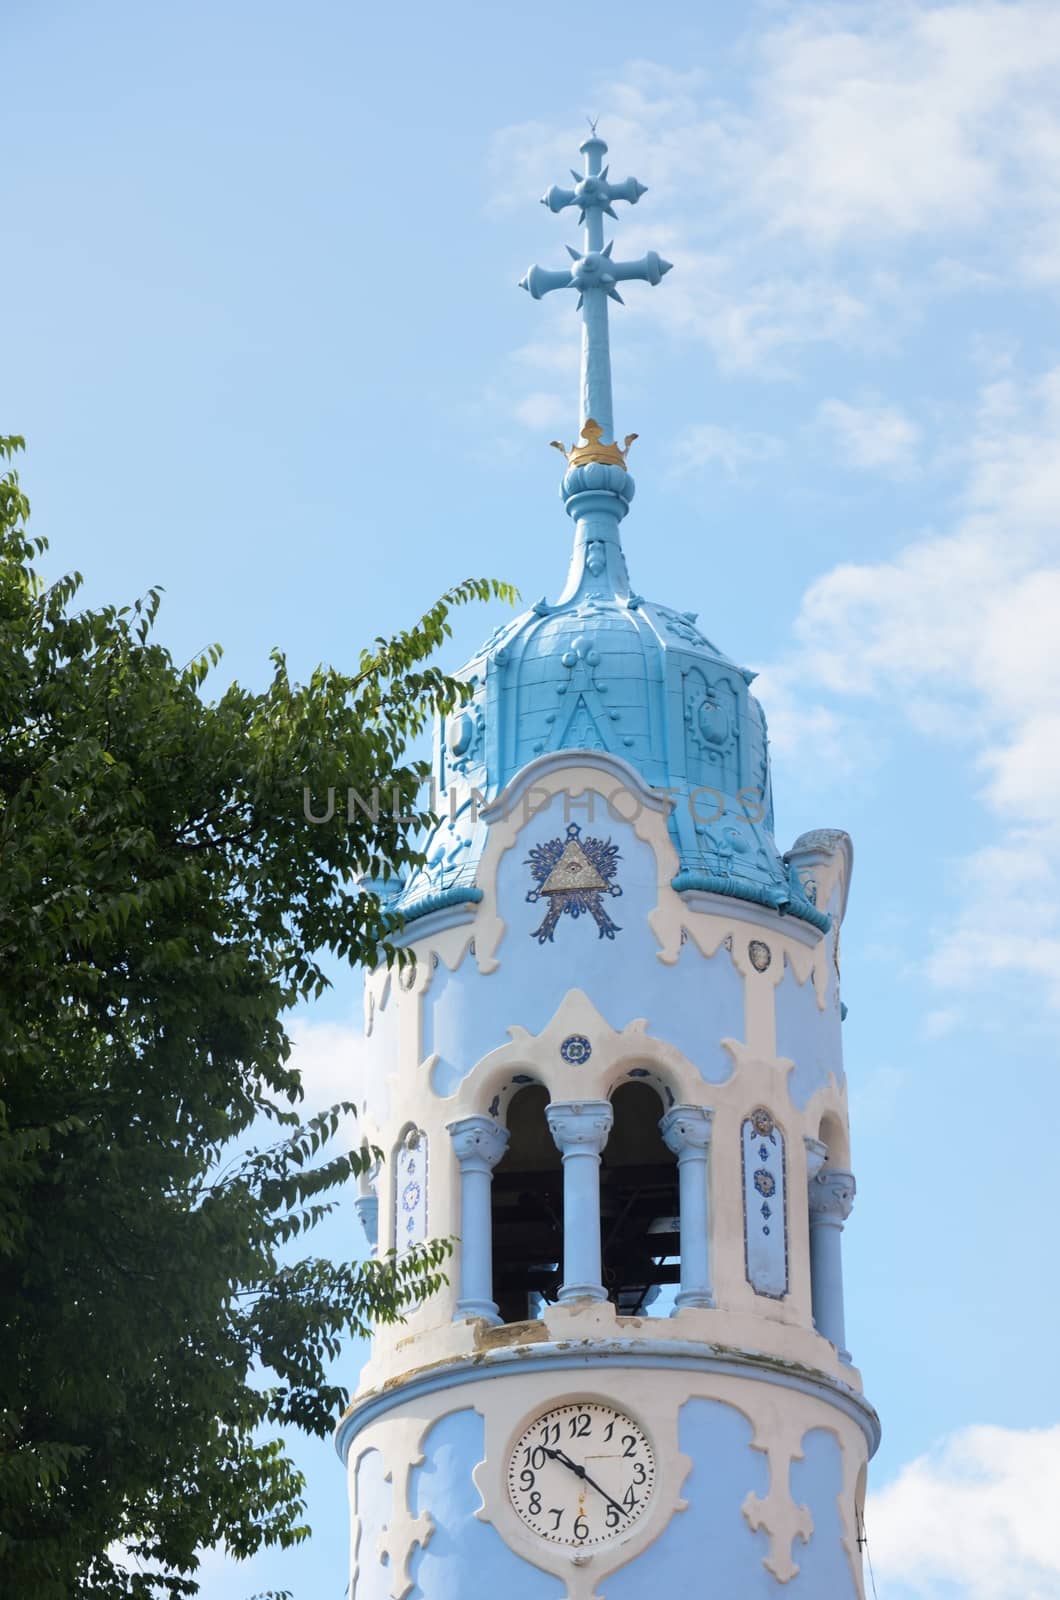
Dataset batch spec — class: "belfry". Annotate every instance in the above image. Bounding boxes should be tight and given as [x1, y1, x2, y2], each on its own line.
[337, 128, 878, 1598]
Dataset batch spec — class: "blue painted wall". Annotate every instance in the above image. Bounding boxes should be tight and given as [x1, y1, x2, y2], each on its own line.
[776, 958, 843, 1110]
[353, 1448, 392, 1600]
[605, 1401, 859, 1598]
[604, 1399, 774, 1598]
[789, 1429, 859, 1598]
[406, 1410, 565, 1600]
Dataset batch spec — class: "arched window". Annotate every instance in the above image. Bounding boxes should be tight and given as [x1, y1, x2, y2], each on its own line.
[600, 1081, 679, 1316]
[490, 1084, 562, 1324]
[817, 1111, 850, 1170]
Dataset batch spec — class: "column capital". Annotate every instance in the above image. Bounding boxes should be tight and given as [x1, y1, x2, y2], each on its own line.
[547, 1099, 613, 1154]
[809, 1167, 856, 1222]
[660, 1103, 713, 1157]
[354, 1193, 379, 1250]
[447, 1115, 509, 1171]
[803, 1136, 829, 1182]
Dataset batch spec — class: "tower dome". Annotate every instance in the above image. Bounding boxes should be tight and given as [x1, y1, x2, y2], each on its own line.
[402, 553, 827, 930]
[395, 138, 822, 932]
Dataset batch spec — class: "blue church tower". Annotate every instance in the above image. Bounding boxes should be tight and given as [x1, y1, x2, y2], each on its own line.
[337, 128, 879, 1599]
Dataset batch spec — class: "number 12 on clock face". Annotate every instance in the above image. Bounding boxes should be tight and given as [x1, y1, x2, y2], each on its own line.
[506, 1402, 657, 1548]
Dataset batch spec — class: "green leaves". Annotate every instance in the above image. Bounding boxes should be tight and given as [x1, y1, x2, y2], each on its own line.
[0, 437, 503, 1597]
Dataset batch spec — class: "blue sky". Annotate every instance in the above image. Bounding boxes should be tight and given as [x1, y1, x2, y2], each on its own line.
[6, 2, 1060, 1595]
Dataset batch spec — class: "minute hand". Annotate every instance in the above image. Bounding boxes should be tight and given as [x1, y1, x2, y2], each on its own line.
[544, 1447, 629, 1520]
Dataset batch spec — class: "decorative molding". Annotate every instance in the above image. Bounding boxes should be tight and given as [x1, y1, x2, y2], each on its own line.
[748, 938, 772, 973]
[659, 1103, 713, 1156]
[672, 869, 831, 935]
[547, 1099, 614, 1153]
[447, 1114, 510, 1172]
[741, 1415, 815, 1584]
[336, 1342, 882, 1463]
[742, 1109, 788, 1300]
[397, 882, 484, 927]
[809, 1169, 856, 1223]
[375, 1417, 436, 1600]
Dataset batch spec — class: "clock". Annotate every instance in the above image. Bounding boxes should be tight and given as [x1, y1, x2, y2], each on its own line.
[506, 1401, 656, 1547]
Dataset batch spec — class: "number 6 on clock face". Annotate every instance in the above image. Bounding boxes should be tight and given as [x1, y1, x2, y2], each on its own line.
[506, 1402, 656, 1547]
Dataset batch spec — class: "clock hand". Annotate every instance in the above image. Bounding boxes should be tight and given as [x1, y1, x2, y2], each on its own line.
[543, 1448, 629, 1520]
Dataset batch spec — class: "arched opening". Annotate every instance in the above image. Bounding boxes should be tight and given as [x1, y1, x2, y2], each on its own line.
[600, 1081, 679, 1316]
[490, 1084, 562, 1324]
[818, 1111, 850, 1170]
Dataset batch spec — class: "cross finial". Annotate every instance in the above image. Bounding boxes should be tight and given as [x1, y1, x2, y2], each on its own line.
[519, 129, 671, 451]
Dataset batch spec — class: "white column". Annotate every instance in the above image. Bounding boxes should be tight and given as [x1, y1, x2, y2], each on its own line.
[546, 1099, 613, 1304]
[447, 1116, 510, 1324]
[808, 1168, 856, 1364]
[660, 1104, 714, 1311]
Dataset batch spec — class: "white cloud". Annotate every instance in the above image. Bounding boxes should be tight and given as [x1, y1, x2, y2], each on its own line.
[512, 390, 568, 431]
[744, 4, 1060, 249]
[638, 251, 876, 376]
[868, 1423, 1060, 1599]
[925, 831, 1060, 1005]
[492, 8, 1060, 377]
[923, 1008, 959, 1039]
[670, 421, 781, 476]
[287, 1017, 366, 1150]
[767, 365, 1060, 1007]
[752, 660, 873, 780]
[817, 397, 920, 472]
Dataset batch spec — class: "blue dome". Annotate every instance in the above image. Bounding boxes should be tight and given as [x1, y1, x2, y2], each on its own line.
[395, 477, 826, 933]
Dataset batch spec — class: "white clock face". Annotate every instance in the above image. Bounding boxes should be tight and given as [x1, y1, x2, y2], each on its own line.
[507, 1402, 656, 1547]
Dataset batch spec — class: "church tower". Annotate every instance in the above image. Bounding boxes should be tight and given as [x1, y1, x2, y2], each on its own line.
[337, 129, 879, 1600]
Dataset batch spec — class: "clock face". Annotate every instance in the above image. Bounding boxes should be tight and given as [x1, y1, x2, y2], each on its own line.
[506, 1402, 656, 1547]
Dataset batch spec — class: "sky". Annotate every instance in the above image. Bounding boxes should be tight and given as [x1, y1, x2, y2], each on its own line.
[5, 1, 1060, 1595]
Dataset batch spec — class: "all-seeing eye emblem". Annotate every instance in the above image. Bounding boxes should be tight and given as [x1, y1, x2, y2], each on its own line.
[525, 822, 623, 944]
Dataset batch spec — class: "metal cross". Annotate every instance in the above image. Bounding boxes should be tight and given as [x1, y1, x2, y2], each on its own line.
[520, 130, 671, 445]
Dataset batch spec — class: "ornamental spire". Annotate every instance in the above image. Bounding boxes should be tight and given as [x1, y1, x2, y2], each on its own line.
[520, 126, 671, 462]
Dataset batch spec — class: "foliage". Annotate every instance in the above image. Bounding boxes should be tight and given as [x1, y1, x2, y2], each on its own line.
[0, 436, 514, 1596]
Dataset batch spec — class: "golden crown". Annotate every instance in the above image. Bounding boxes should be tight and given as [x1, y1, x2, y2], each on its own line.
[550, 417, 638, 469]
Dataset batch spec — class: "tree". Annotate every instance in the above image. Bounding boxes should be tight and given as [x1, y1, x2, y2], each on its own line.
[0, 436, 513, 1597]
